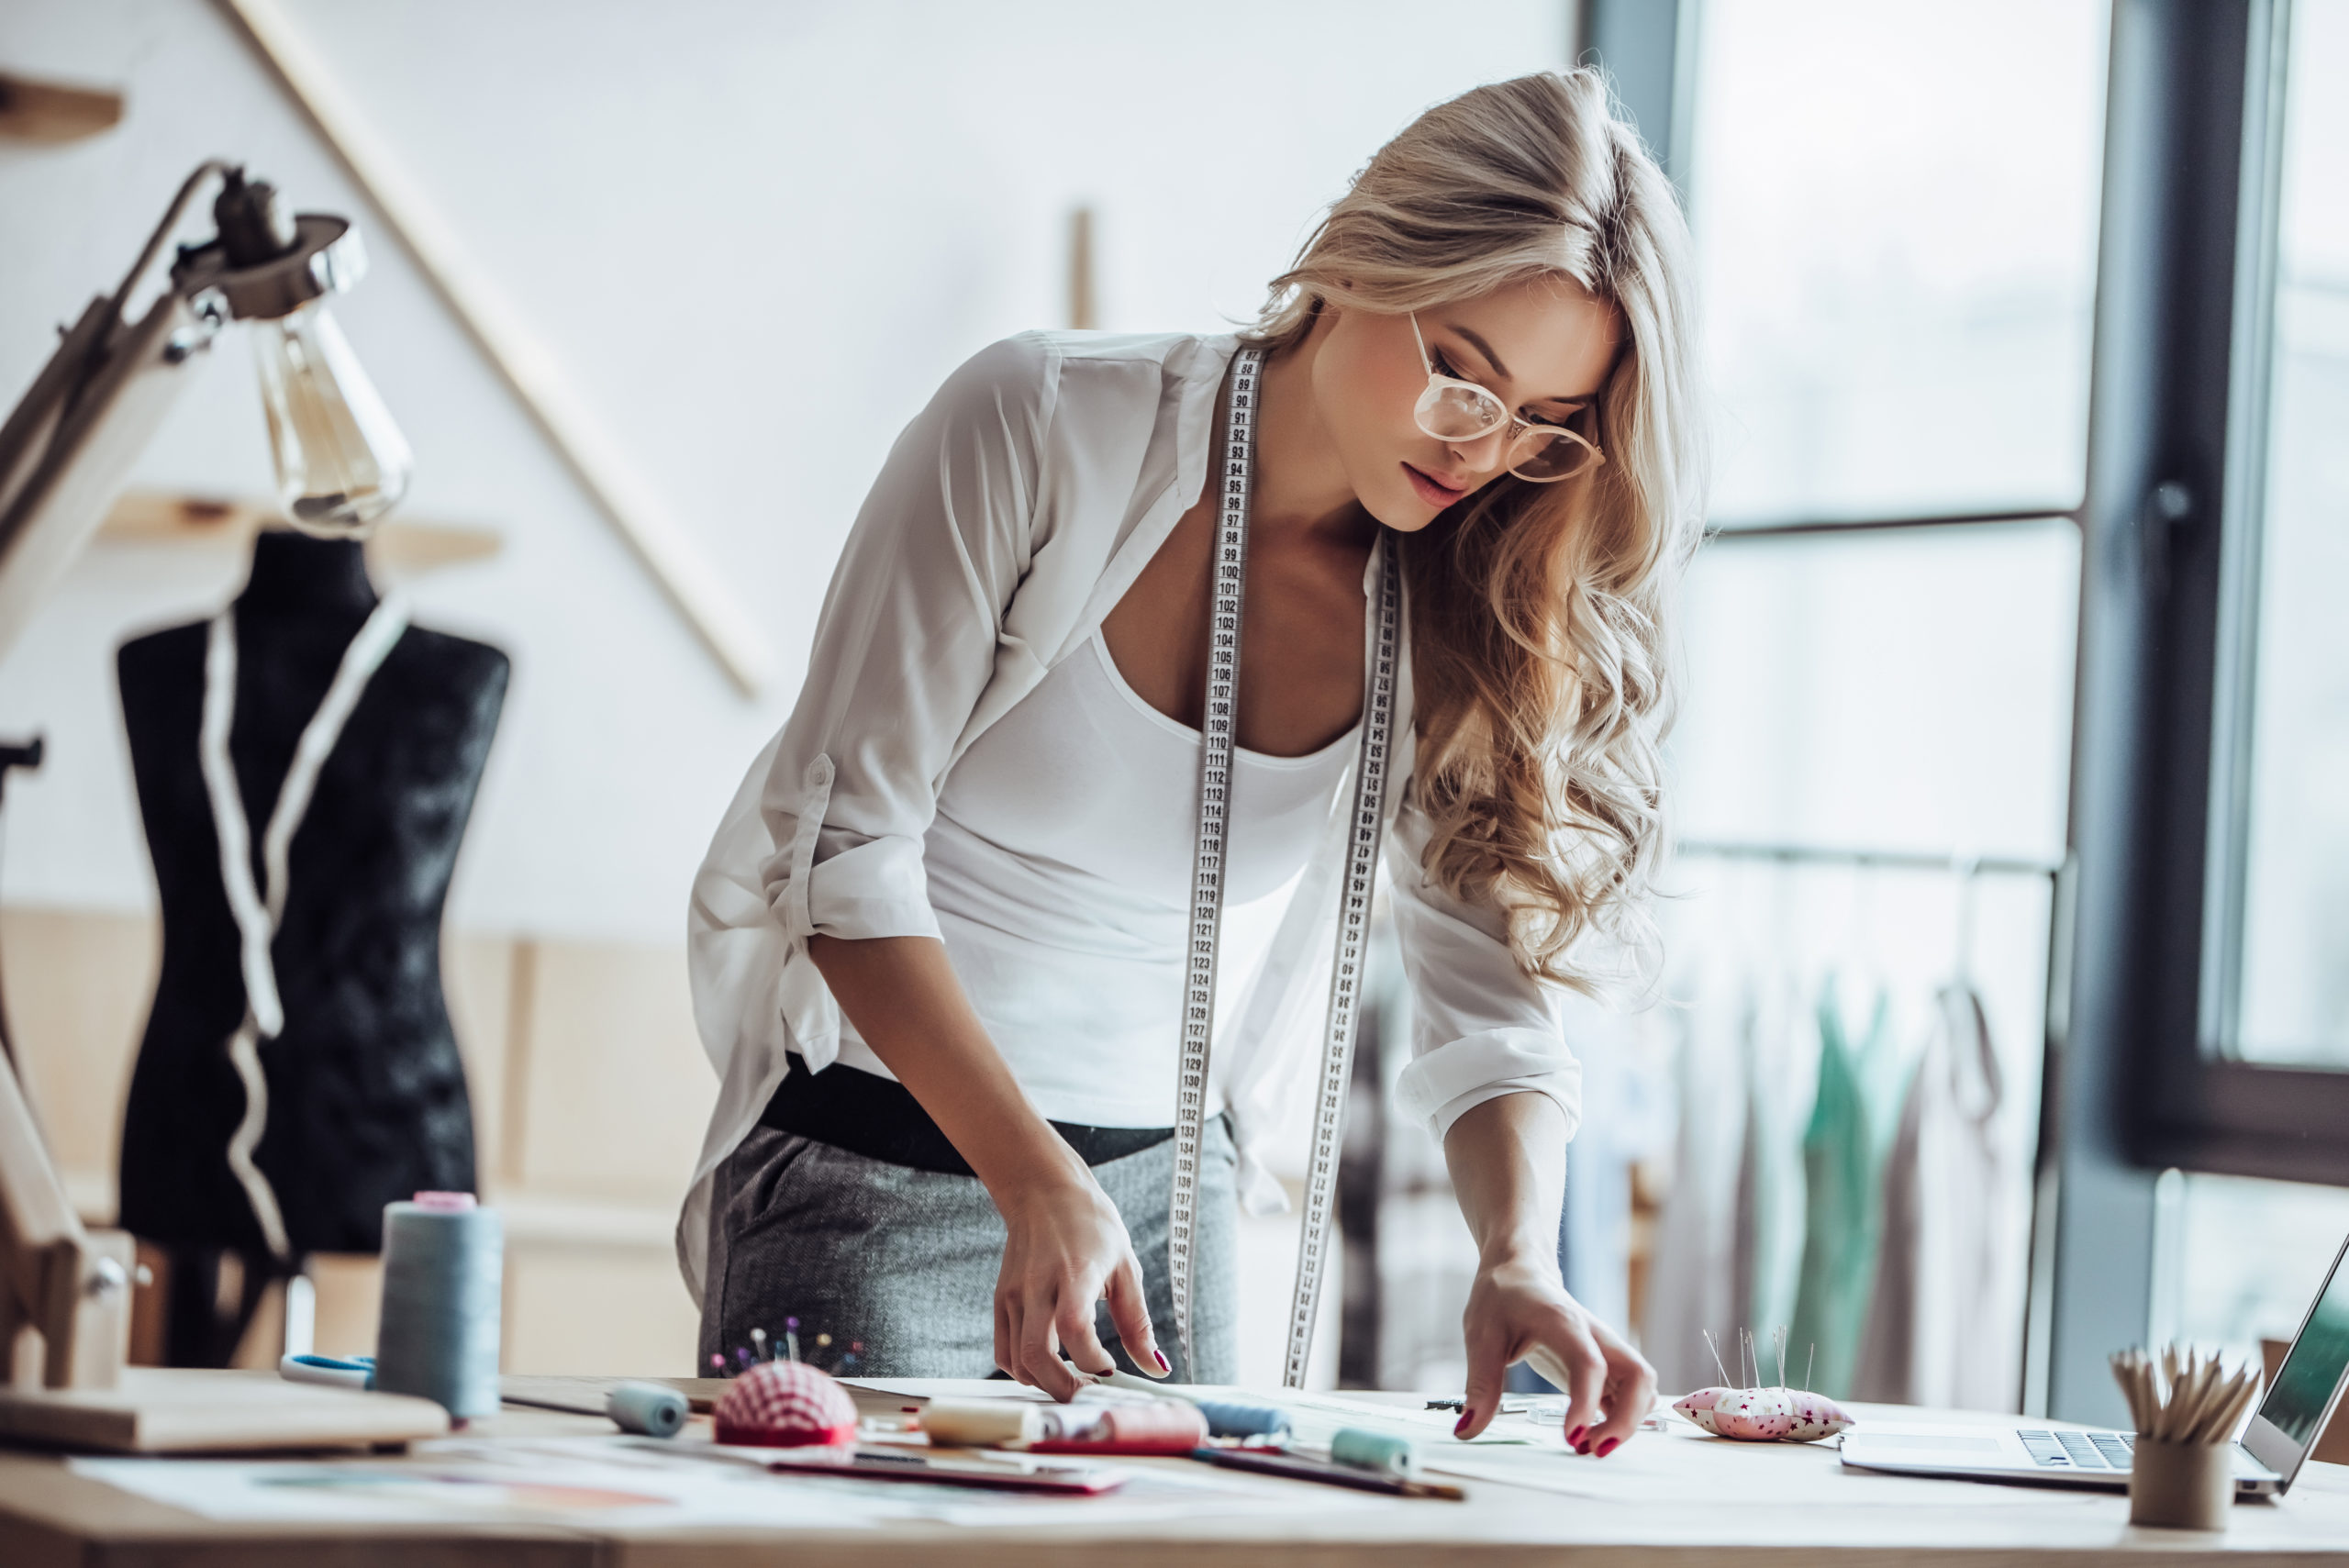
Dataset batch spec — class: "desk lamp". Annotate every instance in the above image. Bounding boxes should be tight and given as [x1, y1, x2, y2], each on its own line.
[0, 161, 443, 1450]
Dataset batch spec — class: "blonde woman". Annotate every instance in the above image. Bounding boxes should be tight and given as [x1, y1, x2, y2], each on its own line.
[683, 68, 1703, 1455]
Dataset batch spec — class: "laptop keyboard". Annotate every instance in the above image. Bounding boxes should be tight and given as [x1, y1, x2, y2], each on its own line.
[2017, 1429, 2136, 1469]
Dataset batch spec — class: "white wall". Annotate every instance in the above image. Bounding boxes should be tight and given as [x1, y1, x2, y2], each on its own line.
[0, 0, 1569, 941]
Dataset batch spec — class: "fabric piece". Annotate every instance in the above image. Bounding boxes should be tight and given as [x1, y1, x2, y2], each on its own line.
[1741, 971, 1815, 1340]
[1788, 981, 1900, 1398]
[1852, 982, 2010, 1408]
[701, 1115, 1241, 1384]
[678, 330, 1576, 1301]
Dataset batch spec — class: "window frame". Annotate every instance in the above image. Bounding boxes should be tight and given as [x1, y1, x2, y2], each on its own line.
[2077, 0, 2349, 1186]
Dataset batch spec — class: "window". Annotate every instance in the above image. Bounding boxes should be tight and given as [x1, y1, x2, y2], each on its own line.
[1687, 0, 2108, 527]
[2087, 0, 2349, 1189]
[2210, 0, 2349, 1071]
[1635, 0, 2105, 1410]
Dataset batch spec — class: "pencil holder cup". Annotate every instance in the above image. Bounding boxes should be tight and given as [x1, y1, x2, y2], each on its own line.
[2127, 1438, 2232, 1531]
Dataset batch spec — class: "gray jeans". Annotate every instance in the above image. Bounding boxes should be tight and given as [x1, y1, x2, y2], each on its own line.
[700, 1115, 1238, 1383]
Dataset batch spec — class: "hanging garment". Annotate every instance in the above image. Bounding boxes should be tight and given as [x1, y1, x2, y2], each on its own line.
[1788, 979, 1898, 1397]
[199, 595, 411, 1258]
[1852, 982, 2012, 1408]
[1642, 954, 1749, 1394]
[1739, 966, 1815, 1347]
[1554, 991, 1672, 1344]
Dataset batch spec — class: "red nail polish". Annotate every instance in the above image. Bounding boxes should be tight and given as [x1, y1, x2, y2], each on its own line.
[1153, 1348, 1171, 1373]
[1598, 1437, 1620, 1457]
[1453, 1409, 1475, 1437]
[1567, 1425, 1586, 1446]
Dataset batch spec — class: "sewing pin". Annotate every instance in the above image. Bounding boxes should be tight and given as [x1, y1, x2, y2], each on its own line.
[751, 1328, 768, 1362]
[1704, 1329, 1732, 1386]
[785, 1316, 801, 1362]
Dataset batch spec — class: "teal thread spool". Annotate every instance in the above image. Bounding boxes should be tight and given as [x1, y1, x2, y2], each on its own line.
[1195, 1399, 1289, 1440]
[374, 1193, 502, 1419]
[607, 1380, 688, 1438]
[1330, 1427, 1418, 1477]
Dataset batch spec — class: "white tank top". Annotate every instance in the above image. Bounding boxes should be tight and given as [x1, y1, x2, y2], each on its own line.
[830, 630, 1356, 1127]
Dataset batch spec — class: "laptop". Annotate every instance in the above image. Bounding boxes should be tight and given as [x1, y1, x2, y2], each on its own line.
[1840, 1231, 2349, 1496]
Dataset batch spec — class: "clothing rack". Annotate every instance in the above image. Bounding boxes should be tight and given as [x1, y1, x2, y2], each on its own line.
[1674, 839, 2063, 880]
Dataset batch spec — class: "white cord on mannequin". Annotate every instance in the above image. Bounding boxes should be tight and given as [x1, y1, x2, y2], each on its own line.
[199, 594, 410, 1260]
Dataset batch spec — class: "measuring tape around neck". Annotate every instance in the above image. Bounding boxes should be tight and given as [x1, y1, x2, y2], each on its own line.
[1167, 345, 1400, 1385]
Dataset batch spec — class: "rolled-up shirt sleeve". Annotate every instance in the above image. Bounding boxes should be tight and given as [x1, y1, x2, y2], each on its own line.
[755, 334, 1057, 948]
[1385, 795, 1582, 1144]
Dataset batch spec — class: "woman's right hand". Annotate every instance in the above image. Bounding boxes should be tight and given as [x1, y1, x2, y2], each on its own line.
[992, 1173, 1168, 1399]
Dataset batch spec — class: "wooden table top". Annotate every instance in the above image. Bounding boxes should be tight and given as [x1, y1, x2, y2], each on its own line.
[4, 1375, 2346, 1567]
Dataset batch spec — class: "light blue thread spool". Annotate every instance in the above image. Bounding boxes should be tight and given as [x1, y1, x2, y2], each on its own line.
[607, 1380, 688, 1438]
[1330, 1427, 1418, 1477]
[374, 1194, 502, 1419]
[1195, 1399, 1289, 1440]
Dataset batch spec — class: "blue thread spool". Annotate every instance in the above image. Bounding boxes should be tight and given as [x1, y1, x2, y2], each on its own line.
[1195, 1399, 1289, 1440]
[607, 1380, 688, 1437]
[374, 1193, 502, 1419]
[1330, 1427, 1418, 1477]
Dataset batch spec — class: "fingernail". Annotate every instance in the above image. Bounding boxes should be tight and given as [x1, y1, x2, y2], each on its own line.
[1453, 1409, 1475, 1437]
[1574, 1435, 1591, 1454]
[1566, 1426, 1586, 1446]
[1598, 1437, 1620, 1457]
[1152, 1348, 1170, 1373]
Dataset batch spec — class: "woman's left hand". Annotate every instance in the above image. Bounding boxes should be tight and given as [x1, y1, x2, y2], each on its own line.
[1454, 1254, 1656, 1453]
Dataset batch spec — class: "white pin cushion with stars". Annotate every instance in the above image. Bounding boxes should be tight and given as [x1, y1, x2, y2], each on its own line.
[1674, 1386, 1855, 1442]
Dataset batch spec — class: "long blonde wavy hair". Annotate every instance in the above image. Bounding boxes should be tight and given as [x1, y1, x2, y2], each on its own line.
[1248, 69, 1707, 995]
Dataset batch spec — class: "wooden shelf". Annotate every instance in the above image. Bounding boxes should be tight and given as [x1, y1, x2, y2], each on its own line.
[99, 490, 501, 576]
[0, 73, 123, 144]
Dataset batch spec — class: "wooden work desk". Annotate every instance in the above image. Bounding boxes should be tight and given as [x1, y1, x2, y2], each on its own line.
[2, 1376, 2346, 1566]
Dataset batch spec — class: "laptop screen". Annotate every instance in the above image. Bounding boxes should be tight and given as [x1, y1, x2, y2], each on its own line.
[2259, 1235, 2349, 1449]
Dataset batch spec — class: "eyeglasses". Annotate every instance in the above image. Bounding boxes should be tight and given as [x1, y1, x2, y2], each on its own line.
[1409, 314, 1604, 484]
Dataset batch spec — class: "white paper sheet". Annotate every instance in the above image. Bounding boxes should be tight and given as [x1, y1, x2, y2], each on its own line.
[71, 1432, 1372, 1530]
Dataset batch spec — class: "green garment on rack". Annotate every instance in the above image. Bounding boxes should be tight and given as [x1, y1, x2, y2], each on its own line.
[1788, 981, 1902, 1397]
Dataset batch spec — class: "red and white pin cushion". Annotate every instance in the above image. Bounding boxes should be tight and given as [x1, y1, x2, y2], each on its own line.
[713, 1361, 860, 1448]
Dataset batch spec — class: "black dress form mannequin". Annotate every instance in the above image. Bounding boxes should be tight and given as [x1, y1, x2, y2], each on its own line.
[116, 530, 508, 1364]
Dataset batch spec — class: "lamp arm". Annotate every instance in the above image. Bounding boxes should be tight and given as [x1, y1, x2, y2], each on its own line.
[97, 159, 237, 340]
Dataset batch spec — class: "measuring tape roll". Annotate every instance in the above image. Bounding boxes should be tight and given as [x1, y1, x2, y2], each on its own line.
[1167, 346, 1400, 1385]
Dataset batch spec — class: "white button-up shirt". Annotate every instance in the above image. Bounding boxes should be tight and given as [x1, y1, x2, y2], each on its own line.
[678, 329, 1582, 1302]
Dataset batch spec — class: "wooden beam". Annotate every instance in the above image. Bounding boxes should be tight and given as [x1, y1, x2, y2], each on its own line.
[0, 74, 123, 144]
[212, 0, 774, 695]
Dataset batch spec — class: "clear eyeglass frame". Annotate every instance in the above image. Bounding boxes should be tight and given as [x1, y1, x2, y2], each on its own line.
[1409, 313, 1604, 484]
